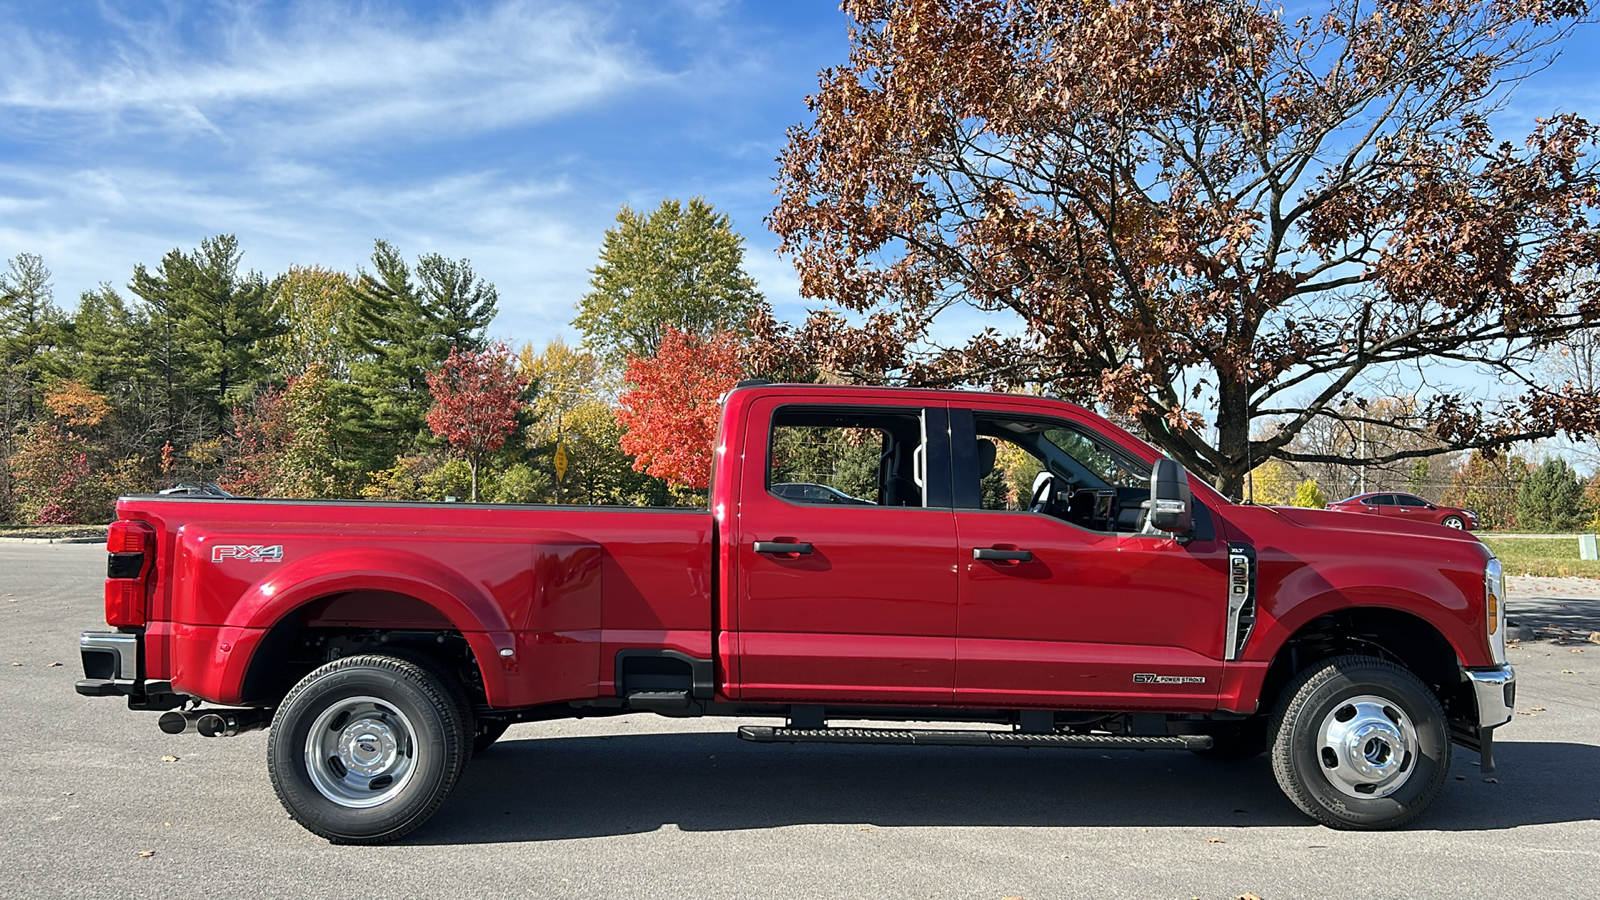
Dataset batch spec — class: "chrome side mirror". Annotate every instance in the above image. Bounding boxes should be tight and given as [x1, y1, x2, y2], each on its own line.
[1148, 457, 1193, 534]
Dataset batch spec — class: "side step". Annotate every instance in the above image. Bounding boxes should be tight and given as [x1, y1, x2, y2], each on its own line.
[738, 725, 1212, 750]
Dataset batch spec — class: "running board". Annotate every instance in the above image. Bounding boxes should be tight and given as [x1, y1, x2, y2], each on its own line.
[737, 726, 1212, 750]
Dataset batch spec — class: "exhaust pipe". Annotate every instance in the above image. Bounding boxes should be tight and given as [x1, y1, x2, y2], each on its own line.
[158, 708, 271, 738]
[158, 710, 204, 735]
[197, 708, 271, 738]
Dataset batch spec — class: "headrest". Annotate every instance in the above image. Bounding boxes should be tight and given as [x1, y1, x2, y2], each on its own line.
[976, 439, 997, 477]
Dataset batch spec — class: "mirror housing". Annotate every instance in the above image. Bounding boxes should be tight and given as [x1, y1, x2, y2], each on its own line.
[1148, 457, 1193, 534]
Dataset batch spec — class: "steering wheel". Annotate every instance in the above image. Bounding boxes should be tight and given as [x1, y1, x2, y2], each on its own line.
[1028, 471, 1055, 513]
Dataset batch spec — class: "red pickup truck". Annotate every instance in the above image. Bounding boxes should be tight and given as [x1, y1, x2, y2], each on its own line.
[77, 383, 1513, 843]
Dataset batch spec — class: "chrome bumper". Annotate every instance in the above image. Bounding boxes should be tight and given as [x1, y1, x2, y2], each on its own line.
[1466, 664, 1515, 730]
[76, 631, 139, 696]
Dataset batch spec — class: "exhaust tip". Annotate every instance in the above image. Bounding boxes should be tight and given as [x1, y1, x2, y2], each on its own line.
[158, 711, 191, 735]
[196, 713, 227, 738]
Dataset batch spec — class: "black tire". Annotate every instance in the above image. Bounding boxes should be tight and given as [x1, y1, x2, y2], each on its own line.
[472, 720, 512, 756]
[1269, 655, 1450, 830]
[1192, 717, 1268, 760]
[268, 654, 470, 844]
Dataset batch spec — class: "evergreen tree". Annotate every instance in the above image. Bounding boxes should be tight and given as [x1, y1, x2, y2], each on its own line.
[1516, 457, 1590, 532]
[416, 253, 497, 355]
[575, 198, 764, 371]
[0, 252, 62, 423]
[129, 235, 281, 441]
[342, 241, 439, 474]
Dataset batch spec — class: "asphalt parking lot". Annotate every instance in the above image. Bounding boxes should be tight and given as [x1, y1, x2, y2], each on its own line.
[2, 541, 1597, 900]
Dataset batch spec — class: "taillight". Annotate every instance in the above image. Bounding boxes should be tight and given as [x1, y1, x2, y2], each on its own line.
[105, 520, 155, 627]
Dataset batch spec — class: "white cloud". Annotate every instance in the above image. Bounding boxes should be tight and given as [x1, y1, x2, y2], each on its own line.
[0, 1, 654, 150]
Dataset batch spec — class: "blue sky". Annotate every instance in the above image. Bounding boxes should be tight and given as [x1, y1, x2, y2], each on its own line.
[0, 0, 853, 345]
[0, 0, 1595, 364]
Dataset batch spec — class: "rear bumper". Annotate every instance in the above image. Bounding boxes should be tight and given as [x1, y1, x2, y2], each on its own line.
[76, 631, 185, 709]
[1466, 663, 1515, 729]
[75, 632, 139, 697]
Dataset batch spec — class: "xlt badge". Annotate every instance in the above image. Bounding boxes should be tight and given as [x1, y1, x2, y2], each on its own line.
[1133, 673, 1206, 685]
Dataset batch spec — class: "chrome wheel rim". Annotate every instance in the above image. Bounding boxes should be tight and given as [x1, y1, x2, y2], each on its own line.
[1443, 517, 1464, 529]
[1316, 694, 1416, 799]
[304, 696, 419, 808]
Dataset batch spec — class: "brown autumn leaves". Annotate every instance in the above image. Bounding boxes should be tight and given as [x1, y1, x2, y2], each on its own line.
[760, 0, 1600, 495]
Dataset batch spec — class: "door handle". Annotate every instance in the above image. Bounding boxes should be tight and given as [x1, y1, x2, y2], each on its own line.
[754, 541, 814, 555]
[973, 547, 1033, 562]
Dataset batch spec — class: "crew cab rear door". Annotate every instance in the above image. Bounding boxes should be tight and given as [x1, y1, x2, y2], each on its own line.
[729, 396, 957, 704]
[948, 406, 1228, 711]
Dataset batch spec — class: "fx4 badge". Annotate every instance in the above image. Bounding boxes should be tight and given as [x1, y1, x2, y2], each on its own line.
[211, 544, 284, 563]
[1133, 673, 1206, 685]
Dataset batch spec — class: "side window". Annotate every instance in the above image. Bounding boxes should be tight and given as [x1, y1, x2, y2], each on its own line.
[1396, 494, 1427, 508]
[1368, 494, 1394, 506]
[969, 413, 1150, 532]
[767, 406, 929, 508]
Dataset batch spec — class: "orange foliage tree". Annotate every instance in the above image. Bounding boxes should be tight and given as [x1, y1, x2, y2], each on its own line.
[615, 328, 743, 490]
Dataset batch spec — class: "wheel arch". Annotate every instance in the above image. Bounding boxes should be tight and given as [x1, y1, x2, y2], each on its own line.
[224, 550, 514, 707]
[1255, 605, 1474, 731]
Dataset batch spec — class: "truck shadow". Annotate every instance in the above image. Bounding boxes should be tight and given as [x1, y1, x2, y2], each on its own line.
[414, 730, 1600, 844]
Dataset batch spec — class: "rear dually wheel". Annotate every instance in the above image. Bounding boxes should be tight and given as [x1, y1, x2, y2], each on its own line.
[268, 654, 470, 844]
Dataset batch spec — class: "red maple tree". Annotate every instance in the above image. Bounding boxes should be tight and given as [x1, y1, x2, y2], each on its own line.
[615, 328, 743, 490]
[426, 343, 529, 501]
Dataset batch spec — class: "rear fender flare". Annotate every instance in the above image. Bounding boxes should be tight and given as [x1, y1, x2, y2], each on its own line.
[226, 548, 515, 703]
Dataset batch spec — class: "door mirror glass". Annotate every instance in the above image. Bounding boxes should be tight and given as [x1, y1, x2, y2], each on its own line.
[1148, 457, 1193, 534]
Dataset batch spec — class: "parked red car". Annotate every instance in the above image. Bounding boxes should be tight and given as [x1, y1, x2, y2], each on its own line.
[1326, 492, 1477, 530]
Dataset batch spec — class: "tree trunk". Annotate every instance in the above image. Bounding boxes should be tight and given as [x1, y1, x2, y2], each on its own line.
[469, 456, 478, 502]
[1212, 382, 1250, 500]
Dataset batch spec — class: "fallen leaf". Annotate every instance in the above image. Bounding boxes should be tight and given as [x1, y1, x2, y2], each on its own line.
[137, 850, 154, 858]
[1485, 777, 1499, 784]
[1562, 670, 1578, 674]
[1206, 838, 1226, 843]
[1588, 631, 1599, 644]
[163, 822, 171, 827]
[1573, 649, 1586, 653]
[1237, 894, 1264, 900]
[1516, 711, 1532, 716]
[10, 662, 19, 667]
[47, 662, 61, 668]
[1531, 707, 1546, 711]
[161, 755, 179, 763]
[1454, 775, 1466, 781]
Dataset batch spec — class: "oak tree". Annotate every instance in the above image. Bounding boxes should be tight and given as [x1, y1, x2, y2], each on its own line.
[769, 0, 1600, 495]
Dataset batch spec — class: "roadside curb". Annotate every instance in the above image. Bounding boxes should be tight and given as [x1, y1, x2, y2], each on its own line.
[0, 536, 106, 545]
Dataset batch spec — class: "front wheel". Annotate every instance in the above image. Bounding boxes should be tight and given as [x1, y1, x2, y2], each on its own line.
[1441, 515, 1465, 529]
[1269, 655, 1450, 830]
[268, 654, 470, 843]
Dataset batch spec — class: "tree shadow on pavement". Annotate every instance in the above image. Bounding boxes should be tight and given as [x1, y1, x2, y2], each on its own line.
[412, 730, 1600, 844]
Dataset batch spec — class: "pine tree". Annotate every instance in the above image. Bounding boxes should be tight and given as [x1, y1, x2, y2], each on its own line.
[129, 235, 282, 442]
[0, 252, 62, 424]
[416, 253, 497, 356]
[1516, 458, 1590, 532]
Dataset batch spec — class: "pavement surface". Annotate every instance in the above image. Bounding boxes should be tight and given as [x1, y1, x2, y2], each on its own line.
[2, 542, 1597, 900]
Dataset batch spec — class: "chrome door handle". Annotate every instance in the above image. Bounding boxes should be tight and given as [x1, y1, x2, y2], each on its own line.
[973, 547, 1033, 562]
[754, 541, 813, 555]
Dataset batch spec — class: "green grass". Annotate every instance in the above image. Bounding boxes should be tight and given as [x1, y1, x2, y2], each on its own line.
[1480, 536, 1600, 579]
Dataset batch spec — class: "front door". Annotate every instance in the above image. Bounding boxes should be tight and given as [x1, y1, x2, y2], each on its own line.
[949, 407, 1229, 710]
[731, 397, 958, 704]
